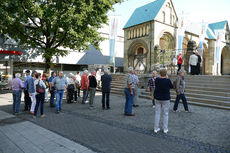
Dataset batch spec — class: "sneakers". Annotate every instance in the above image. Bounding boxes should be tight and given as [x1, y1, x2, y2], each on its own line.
[163, 129, 168, 134]
[32, 116, 36, 119]
[152, 105, 155, 108]
[173, 110, 178, 112]
[56, 110, 60, 114]
[40, 114, 45, 118]
[133, 104, 139, 107]
[154, 128, 160, 133]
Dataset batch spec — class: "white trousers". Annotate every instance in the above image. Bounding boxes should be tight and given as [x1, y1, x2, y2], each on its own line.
[30, 93, 36, 112]
[154, 99, 170, 131]
[45, 88, 49, 102]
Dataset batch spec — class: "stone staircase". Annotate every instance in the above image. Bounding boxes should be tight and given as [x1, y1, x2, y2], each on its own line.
[110, 74, 230, 110]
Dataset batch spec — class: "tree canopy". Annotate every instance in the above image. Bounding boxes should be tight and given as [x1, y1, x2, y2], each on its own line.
[0, 0, 121, 70]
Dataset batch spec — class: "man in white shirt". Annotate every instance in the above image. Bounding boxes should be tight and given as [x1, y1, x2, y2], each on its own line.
[189, 51, 198, 75]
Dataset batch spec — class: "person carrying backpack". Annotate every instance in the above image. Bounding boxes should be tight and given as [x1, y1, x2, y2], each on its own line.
[173, 70, 189, 112]
[33, 73, 46, 119]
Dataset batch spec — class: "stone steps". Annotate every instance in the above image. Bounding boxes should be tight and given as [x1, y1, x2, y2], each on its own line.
[109, 88, 230, 110]
[109, 74, 230, 110]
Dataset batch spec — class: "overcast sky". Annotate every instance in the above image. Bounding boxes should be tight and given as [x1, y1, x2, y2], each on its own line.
[109, 0, 230, 30]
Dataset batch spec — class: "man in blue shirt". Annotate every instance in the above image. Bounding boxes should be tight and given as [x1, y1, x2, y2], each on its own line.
[24, 70, 32, 111]
[52, 71, 67, 113]
[49, 72, 56, 107]
[101, 69, 112, 110]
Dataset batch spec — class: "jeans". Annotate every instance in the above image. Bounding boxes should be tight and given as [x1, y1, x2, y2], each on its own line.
[89, 87, 96, 106]
[56, 90, 64, 111]
[82, 89, 88, 103]
[34, 93, 45, 116]
[102, 92, 110, 108]
[24, 89, 31, 110]
[12, 90, 22, 113]
[50, 89, 56, 106]
[124, 88, 134, 114]
[154, 99, 170, 131]
[173, 94, 189, 111]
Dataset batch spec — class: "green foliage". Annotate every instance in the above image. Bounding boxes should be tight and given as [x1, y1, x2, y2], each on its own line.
[0, 0, 121, 65]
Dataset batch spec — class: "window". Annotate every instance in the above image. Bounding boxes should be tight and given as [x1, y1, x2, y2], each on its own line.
[128, 31, 131, 39]
[163, 11, 165, 23]
[137, 47, 144, 55]
[143, 26, 146, 36]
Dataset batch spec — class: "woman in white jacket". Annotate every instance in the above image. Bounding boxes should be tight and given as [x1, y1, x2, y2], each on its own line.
[33, 73, 46, 119]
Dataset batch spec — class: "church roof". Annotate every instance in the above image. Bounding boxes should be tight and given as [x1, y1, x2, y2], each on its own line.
[123, 0, 166, 29]
[208, 20, 227, 33]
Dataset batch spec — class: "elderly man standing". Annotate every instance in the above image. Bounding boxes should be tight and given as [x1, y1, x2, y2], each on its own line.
[52, 71, 67, 113]
[101, 68, 112, 110]
[81, 70, 89, 104]
[49, 72, 56, 107]
[24, 70, 32, 111]
[189, 51, 198, 75]
[124, 67, 135, 116]
[11, 73, 24, 114]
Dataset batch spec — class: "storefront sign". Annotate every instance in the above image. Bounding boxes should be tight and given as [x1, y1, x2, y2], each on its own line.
[0, 50, 22, 55]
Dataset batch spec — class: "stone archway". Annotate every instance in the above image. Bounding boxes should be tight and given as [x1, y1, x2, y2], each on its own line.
[157, 32, 176, 66]
[221, 46, 230, 75]
[128, 40, 148, 73]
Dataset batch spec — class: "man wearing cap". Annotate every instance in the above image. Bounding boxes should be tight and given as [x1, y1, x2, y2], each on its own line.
[101, 68, 112, 110]
[52, 71, 67, 113]
[81, 70, 89, 104]
[124, 67, 135, 116]
[189, 51, 198, 75]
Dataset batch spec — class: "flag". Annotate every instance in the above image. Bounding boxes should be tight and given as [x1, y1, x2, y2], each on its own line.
[109, 16, 119, 64]
[177, 13, 186, 55]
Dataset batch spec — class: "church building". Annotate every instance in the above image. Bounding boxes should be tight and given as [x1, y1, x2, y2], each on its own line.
[123, 0, 230, 75]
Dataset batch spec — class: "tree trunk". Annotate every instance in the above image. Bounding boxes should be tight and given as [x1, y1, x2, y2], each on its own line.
[45, 57, 51, 74]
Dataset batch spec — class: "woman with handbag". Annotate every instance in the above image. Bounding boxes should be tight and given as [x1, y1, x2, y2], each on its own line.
[33, 73, 46, 119]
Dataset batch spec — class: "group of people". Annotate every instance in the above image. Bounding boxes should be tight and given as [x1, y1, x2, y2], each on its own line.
[11, 66, 189, 133]
[11, 68, 113, 117]
[124, 67, 189, 134]
[177, 51, 202, 75]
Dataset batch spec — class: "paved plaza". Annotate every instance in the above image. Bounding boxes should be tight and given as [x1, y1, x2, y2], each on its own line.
[0, 91, 230, 153]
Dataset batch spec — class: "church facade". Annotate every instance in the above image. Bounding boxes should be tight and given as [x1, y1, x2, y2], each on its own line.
[123, 0, 230, 75]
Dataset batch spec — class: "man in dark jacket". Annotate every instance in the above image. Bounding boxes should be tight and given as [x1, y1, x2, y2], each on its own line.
[195, 51, 202, 75]
[101, 68, 112, 110]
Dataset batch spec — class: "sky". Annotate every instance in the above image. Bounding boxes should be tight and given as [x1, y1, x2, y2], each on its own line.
[108, 0, 230, 34]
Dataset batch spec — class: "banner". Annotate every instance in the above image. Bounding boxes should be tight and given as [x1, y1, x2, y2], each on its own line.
[177, 12, 186, 55]
[199, 22, 208, 57]
[215, 31, 224, 64]
[109, 16, 119, 64]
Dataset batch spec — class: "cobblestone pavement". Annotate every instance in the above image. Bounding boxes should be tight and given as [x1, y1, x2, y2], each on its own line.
[0, 92, 230, 153]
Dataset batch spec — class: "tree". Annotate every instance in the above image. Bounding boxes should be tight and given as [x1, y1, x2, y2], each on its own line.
[0, 0, 121, 71]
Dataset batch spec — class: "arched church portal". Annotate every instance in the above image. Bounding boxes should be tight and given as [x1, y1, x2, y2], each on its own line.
[158, 32, 176, 66]
[128, 40, 148, 72]
[221, 46, 230, 75]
